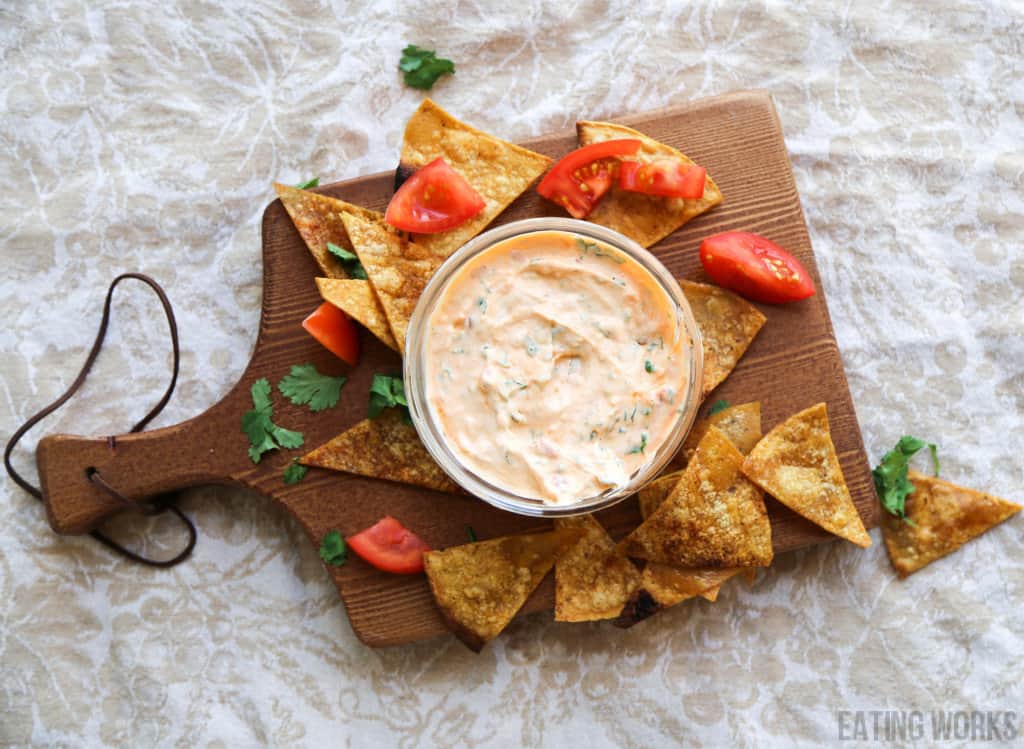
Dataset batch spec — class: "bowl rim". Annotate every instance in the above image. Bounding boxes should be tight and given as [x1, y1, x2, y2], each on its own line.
[403, 217, 704, 517]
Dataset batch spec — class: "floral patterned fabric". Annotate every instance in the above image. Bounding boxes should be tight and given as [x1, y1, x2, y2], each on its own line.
[2, 1, 1023, 746]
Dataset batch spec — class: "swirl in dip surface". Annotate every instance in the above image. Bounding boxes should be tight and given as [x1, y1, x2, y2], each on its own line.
[424, 230, 692, 506]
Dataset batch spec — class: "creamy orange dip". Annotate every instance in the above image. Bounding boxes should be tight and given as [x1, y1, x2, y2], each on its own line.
[424, 230, 691, 505]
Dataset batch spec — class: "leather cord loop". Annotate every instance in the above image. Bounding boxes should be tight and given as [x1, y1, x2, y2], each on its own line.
[3, 273, 196, 568]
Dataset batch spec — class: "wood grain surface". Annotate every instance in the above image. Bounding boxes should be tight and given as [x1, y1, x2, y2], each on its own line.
[36, 90, 878, 647]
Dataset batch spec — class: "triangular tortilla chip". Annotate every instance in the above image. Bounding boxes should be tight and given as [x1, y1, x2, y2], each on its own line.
[341, 212, 445, 354]
[316, 277, 398, 352]
[621, 426, 773, 567]
[423, 527, 582, 651]
[299, 408, 460, 494]
[273, 183, 384, 278]
[668, 401, 763, 472]
[576, 121, 723, 247]
[679, 281, 766, 397]
[400, 98, 552, 258]
[621, 466, 747, 627]
[554, 515, 641, 622]
[637, 470, 686, 520]
[742, 403, 871, 547]
[882, 470, 1021, 578]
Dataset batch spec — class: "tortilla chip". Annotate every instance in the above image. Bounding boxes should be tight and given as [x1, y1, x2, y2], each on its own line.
[400, 99, 552, 258]
[299, 408, 460, 494]
[679, 281, 766, 397]
[341, 212, 446, 354]
[273, 183, 384, 278]
[882, 470, 1021, 578]
[668, 401, 763, 472]
[423, 527, 583, 651]
[637, 470, 686, 520]
[620, 426, 773, 567]
[576, 121, 723, 247]
[742, 403, 871, 547]
[316, 277, 398, 352]
[619, 456, 759, 627]
[553, 515, 641, 622]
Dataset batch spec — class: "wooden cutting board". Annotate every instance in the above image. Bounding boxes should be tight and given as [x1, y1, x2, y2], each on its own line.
[36, 89, 878, 648]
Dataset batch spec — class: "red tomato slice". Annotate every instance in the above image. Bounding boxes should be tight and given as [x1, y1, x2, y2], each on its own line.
[302, 302, 360, 366]
[385, 157, 485, 233]
[699, 232, 816, 304]
[619, 159, 707, 199]
[347, 516, 431, 574]
[536, 139, 643, 218]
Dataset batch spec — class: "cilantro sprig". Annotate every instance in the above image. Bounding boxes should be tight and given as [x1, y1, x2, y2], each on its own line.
[319, 530, 348, 566]
[283, 459, 308, 485]
[279, 363, 347, 412]
[399, 45, 455, 90]
[872, 435, 940, 522]
[707, 399, 730, 416]
[295, 177, 319, 189]
[241, 378, 304, 463]
[327, 242, 368, 280]
[368, 373, 410, 422]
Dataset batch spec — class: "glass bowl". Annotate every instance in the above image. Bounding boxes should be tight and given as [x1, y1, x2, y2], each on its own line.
[404, 217, 704, 517]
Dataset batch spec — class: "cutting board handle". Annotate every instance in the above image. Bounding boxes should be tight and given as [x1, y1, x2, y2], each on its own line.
[35, 412, 239, 535]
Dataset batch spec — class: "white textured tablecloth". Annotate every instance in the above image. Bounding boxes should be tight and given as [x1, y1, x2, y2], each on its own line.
[3, 1, 1023, 746]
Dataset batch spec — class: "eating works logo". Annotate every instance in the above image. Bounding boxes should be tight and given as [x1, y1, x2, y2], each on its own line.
[837, 710, 1020, 742]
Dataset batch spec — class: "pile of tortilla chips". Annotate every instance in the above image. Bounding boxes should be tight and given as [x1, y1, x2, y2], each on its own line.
[271, 98, 910, 652]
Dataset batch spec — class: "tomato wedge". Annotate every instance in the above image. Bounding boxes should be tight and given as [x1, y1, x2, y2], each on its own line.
[699, 231, 816, 304]
[619, 159, 707, 199]
[302, 302, 360, 366]
[536, 139, 642, 218]
[385, 157, 485, 233]
[347, 516, 431, 574]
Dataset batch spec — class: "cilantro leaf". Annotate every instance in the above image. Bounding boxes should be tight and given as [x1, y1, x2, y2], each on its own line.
[708, 399, 730, 416]
[872, 435, 940, 522]
[279, 363, 347, 412]
[399, 44, 455, 90]
[271, 424, 305, 450]
[644, 360, 655, 373]
[241, 377, 304, 464]
[251, 377, 273, 412]
[327, 242, 368, 280]
[283, 460, 308, 485]
[319, 530, 347, 566]
[295, 177, 319, 189]
[368, 373, 409, 420]
[628, 433, 648, 455]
